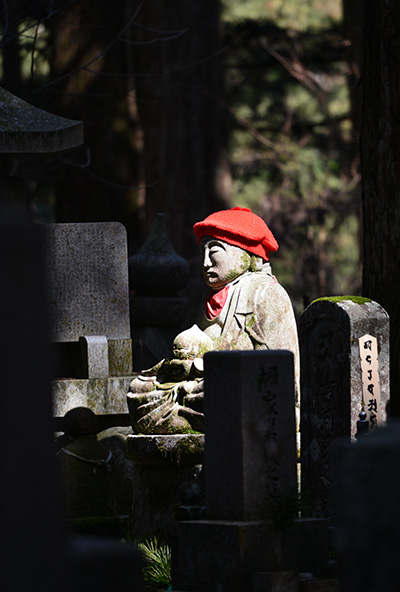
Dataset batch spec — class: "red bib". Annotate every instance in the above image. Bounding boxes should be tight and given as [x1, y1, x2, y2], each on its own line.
[205, 285, 230, 320]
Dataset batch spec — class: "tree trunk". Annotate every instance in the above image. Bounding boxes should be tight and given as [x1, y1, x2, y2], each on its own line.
[361, 0, 400, 415]
[48, 0, 145, 249]
[131, 0, 231, 259]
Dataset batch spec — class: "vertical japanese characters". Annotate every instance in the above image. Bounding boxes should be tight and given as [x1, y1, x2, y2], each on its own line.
[358, 334, 383, 429]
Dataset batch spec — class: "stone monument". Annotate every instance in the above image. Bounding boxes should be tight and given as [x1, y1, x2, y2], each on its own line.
[300, 296, 390, 519]
[127, 207, 300, 435]
[46, 221, 133, 417]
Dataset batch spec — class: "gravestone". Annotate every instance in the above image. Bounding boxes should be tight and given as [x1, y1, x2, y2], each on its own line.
[204, 350, 297, 521]
[174, 350, 326, 592]
[45, 222, 133, 416]
[333, 422, 400, 592]
[300, 297, 390, 519]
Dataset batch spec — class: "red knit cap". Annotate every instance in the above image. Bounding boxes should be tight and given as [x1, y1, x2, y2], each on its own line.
[193, 207, 278, 261]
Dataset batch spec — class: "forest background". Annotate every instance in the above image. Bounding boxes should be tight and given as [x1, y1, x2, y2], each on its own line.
[0, 0, 364, 320]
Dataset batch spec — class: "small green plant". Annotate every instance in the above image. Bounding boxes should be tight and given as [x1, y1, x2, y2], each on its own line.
[137, 537, 172, 591]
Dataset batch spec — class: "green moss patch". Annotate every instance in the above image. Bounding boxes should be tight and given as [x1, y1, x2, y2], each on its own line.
[313, 295, 372, 305]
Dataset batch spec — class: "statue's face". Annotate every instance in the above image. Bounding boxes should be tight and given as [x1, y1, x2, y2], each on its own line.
[199, 236, 251, 289]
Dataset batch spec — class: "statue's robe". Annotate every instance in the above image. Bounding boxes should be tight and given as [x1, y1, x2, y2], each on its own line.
[198, 263, 300, 399]
[128, 264, 300, 433]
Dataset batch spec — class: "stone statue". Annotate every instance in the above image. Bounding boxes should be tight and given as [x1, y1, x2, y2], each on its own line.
[127, 207, 299, 434]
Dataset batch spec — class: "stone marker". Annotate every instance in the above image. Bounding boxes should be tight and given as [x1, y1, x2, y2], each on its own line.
[333, 422, 400, 592]
[44, 222, 133, 416]
[174, 350, 303, 592]
[204, 349, 298, 521]
[45, 222, 130, 342]
[300, 297, 390, 519]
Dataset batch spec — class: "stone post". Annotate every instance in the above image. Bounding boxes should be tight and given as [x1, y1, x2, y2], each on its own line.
[204, 350, 297, 521]
[174, 350, 323, 592]
[300, 297, 390, 519]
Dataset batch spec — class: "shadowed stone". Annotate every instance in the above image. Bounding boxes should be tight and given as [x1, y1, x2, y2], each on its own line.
[300, 297, 390, 519]
[333, 422, 400, 592]
[204, 350, 297, 521]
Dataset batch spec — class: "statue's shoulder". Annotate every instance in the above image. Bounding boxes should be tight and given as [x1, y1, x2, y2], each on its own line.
[236, 269, 279, 294]
[234, 270, 278, 313]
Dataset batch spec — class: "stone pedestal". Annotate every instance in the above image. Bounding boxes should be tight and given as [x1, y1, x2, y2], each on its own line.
[175, 517, 329, 591]
[53, 376, 133, 417]
[127, 434, 204, 542]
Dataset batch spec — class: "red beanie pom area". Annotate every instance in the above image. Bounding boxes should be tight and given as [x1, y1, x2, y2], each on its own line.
[193, 207, 279, 261]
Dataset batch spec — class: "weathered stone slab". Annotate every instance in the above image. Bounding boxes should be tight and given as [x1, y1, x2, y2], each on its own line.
[53, 377, 132, 417]
[108, 338, 133, 376]
[333, 422, 400, 592]
[127, 434, 204, 465]
[204, 350, 297, 521]
[300, 297, 390, 518]
[44, 222, 130, 343]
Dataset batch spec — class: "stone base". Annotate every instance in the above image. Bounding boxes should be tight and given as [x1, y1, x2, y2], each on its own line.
[174, 517, 330, 592]
[127, 434, 204, 543]
[174, 520, 269, 592]
[53, 376, 132, 416]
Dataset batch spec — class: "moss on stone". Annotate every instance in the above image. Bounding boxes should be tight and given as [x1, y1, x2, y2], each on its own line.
[313, 295, 372, 305]
[246, 313, 257, 329]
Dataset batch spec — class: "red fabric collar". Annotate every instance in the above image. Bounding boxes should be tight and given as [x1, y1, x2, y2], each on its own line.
[205, 285, 230, 320]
